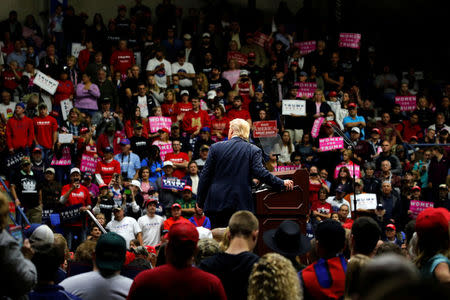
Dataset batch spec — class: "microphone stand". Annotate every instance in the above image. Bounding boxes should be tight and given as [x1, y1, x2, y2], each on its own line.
[329, 123, 358, 213]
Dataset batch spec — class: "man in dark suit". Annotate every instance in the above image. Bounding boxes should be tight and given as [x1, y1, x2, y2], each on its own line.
[197, 118, 294, 228]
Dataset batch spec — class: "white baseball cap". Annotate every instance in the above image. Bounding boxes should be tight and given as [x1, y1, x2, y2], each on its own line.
[70, 168, 81, 175]
[130, 180, 142, 191]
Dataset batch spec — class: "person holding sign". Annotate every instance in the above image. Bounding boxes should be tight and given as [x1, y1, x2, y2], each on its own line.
[155, 161, 180, 210]
[198, 119, 293, 228]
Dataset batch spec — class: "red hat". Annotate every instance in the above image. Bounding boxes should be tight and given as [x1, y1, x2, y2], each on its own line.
[183, 185, 192, 192]
[32, 147, 42, 153]
[348, 103, 357, 109]
[168, 222, 199, 244]
[248, 52, 256, 58]
[145, 245, 157, 256]
[323, 121, 333, 128]
[159, 128, 170, 134]
[171, 203, 182, 209]
[144, 198, 158, 207]
[80, 127, 89, 134]
[99, 183, 108, 189]
[329, 91, 337, 97]
[411, 185, 421, 191]
[410, 136, 418, 141]
[124, 251, 135, 266]
[371, 128, 381, 134]
[386, 224, 396, 231]
[416, 208, 450, 237]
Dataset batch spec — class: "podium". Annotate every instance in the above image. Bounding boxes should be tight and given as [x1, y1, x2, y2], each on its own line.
[253, 169, 309, 256]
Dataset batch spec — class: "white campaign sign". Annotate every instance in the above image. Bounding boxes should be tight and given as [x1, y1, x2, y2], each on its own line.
[282, 100, 306, 116]
[58, 133, 73, 144]
[60, 99, 73, 120]
[71, 43, 86, 58]
[34, 70, 58, 95]
[352, 193, 377, 211]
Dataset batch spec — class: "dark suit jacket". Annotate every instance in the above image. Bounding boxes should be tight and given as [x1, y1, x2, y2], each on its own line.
[197, 137, 284, 213]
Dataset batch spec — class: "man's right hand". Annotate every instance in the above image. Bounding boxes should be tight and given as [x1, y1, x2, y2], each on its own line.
[284, 180, 294, 191]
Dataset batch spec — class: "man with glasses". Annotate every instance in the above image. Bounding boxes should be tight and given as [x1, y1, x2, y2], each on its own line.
[375, 140, 402, 175]
[165, 139, 189, 179]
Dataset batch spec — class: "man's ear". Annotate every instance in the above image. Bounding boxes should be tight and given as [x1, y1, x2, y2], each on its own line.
[252, 230, 259, 242]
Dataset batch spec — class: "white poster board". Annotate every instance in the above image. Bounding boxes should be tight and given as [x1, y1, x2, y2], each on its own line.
[352, 193, 377, 211]
[58, 133, 73, 144]
[71, 43, 86, 58]
[60, 99, 73, 120]
[282, 100, 306, 116]
[41, 94, 53, 113]
[33, 70, 58, 95]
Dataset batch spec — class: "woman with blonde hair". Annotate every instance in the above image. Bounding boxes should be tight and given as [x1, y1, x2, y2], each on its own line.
[248, 252, 303, 300]
[312, 89, 331, 119]
[344, 254, 371, 299]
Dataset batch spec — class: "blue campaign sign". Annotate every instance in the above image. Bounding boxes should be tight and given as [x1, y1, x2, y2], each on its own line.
[162, 177, 186, 191]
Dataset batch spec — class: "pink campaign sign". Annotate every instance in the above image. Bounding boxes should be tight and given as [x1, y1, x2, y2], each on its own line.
[311, 117, 324, 138]
[334, 163, 361, 178]
[253, 120, 278, 138]
[338, 33, 361, 49]
[148, 116, 172, 133]
[80, 154, 100, 173]
[294, 82, 317, 89]
[274, 165, 301, 172]
[319, 137, 344, 151]
[159, 143, 173, 161]
[395, 96, 416, 111]
[294, 41, 316, 55]
[409, 200, 434, 219]
[296, 88, 315, 99]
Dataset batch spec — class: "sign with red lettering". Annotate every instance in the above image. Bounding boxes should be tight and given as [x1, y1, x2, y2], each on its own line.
[294, 41, 316, 55]
[319, 137, 344, 151]
[227, 51, 248, 67]
[338, 33, 361, 49]
[148, 116, 172, 133]
[253, 32, 273, 48]
[409, 200, 434, 219]
[334, 162, 361, 178]
[253, 121, 278, 138]
[395, 96, 416, 111]
[294, 82, 317, 89]
[158, 143, 173, 161]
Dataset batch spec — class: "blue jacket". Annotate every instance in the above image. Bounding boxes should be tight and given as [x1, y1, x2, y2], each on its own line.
[197, 137, 284, 213]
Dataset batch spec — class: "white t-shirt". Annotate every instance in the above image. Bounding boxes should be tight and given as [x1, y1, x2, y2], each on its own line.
[137, 214, 164, 246]
[137, 96, 149, 118]
[60, 271, 132, 300]
[146, 58, 172, 88]
[0, 102, 17, 120]
[106, 216, 142, 249]
[171, 62, 195, 87]
[326, 196, 352, 218]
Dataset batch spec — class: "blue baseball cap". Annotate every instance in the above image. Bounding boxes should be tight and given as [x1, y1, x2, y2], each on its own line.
[104, 146, 114, 153]
[119, 138, 130, 145]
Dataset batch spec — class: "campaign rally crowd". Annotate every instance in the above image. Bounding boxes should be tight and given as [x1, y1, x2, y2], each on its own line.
[1, 0, 450, 299]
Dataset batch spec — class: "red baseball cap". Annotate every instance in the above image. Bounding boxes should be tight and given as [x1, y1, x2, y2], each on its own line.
[410, 136, 418, 141]
[371, 128, 381, 134]
[159, 128, 170, 134]
[386, 224, 396, 231]
[183, 185, 192, 192]
[168, 222, 199, 244]
[329, 91, 337, 97]
[348, 103, 357, 109]
[248, 52, 256, 58]
[411, 186, 421, 191]
[99, 183, 108, 189]
[416, 208, 450, 237]
[171, 203, 182, 209]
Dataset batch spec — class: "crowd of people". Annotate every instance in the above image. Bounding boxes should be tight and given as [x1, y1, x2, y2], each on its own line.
[1, 0, 450, 299]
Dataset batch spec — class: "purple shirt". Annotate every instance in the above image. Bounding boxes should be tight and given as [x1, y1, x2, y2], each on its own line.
[75, 83, 100, 110]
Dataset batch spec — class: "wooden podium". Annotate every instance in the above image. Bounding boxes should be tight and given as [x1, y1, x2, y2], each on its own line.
[253, 169, 309, 256]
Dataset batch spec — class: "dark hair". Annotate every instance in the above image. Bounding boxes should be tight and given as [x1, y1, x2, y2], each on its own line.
[315, 220, 346, 256]
[166, 240, 197, 268]
[351, 217, 381, 255]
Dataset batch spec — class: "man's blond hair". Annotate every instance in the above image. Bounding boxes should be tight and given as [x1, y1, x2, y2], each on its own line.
[228, 210, 259, 238]
[229, 118, 250, 140]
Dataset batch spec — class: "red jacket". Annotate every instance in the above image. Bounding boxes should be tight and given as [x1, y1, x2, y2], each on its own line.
[77, 49, 92, 73]
[54, 80, 74, 105]
[182, 110, 211, 134]
[6, 115, 34, 150]
[97, 131, 125, 157]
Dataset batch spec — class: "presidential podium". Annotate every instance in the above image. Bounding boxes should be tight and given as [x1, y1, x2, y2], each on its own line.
[253, 169, 309, 256]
